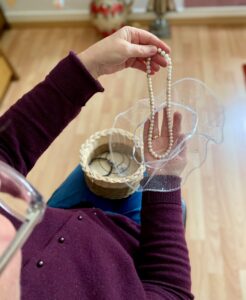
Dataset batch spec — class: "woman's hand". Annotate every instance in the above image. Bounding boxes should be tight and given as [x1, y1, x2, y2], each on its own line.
[78, 26, 170, 79]
[144, 110, 187, 176]
[0, 215, 21, 300]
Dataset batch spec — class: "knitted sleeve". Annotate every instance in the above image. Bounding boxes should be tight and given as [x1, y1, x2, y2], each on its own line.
[139, 187, 194, 299]
[0, 52, 104, 175]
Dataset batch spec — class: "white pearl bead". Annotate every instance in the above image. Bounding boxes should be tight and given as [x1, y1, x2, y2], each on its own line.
[158, 48, 162, 54]
[161, 50, 166, 56]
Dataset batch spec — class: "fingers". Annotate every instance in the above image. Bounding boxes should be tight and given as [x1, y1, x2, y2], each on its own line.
[153, 112, 159, 137]
[143, 119, 150, 154]
[127, 44, 157, 58]
[143, 112, 159, 146]
[127, 58, 160, 76]
[173, 112, 182, 140]
[127, 27, 171, 54]
[151, 53, 168, 68]
[161, 108, 169, 137]
[130, 58, 160, 73]
[161, 110, 182, 140]
[130, 59, 147, 72]
[135, 56, 167, 69]
[150, 61, 160, 72]
[143, 113, 159, 138]
[143, 118, 149, 136]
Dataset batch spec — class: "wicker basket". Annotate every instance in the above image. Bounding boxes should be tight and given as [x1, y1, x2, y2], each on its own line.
[80, 128, 145, 199]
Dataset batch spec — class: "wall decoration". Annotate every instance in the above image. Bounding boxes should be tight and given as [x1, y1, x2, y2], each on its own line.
[90, 0, 134, 37]
[53, 0, 65, 9]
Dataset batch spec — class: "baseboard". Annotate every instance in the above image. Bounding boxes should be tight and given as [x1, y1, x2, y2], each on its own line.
[167, 6, 246, 25]
[6, 9, 90, 23]
[6, 6, 246, 28]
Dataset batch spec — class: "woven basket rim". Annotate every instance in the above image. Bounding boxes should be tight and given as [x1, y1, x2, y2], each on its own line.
[80, 128, 145, 184]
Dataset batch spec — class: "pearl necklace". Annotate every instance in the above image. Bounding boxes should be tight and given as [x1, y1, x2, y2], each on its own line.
[146, 48, 173, 159]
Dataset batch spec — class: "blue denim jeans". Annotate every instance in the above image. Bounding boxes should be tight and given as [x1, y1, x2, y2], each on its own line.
[48, 165, 186, 226]
[47, 165, 142, 224]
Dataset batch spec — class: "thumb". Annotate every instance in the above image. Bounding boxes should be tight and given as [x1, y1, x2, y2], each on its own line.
[127, 44, 157, 58]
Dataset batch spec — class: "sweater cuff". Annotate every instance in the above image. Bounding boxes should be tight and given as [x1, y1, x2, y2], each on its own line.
[47, 51, 104, 107]
[142, 176, 182, 205]
[143, 188, 181, 205]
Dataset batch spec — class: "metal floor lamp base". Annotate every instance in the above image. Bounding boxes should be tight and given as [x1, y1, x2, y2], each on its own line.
[149, 17, 171, 39]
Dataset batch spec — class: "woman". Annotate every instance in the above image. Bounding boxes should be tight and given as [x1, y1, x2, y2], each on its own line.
[0, 26, 193, 299]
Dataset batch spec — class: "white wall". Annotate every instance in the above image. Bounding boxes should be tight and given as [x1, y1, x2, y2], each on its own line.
[2, 0, 92, 11]
[1, 0, 148, 22]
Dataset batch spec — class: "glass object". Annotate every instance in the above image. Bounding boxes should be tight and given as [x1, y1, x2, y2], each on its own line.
[149, 0, 171, 38]
[109, 78, 224, 192]
[0, 161, 46, 274]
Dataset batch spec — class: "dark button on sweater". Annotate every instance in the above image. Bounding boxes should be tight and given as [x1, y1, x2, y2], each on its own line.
[36, 260, 44, 268]
[58, 236, 65, 243]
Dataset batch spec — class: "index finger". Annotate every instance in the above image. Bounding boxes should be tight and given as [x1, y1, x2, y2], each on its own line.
[129, 27, 171, 54]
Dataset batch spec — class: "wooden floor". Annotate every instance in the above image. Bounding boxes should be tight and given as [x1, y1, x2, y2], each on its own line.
[1, 25, 246, 299]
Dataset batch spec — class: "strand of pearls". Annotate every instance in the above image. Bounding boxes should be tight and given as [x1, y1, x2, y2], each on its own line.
[146, 48, 173, 159]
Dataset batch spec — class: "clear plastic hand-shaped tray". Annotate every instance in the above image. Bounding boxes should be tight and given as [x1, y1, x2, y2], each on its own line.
[109, 78, 224, 192]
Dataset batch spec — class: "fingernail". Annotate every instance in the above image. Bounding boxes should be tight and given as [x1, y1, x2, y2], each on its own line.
[148, 46, 157, 55]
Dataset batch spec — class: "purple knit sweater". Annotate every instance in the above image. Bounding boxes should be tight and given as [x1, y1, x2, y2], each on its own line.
[0, 52, 193, 300]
